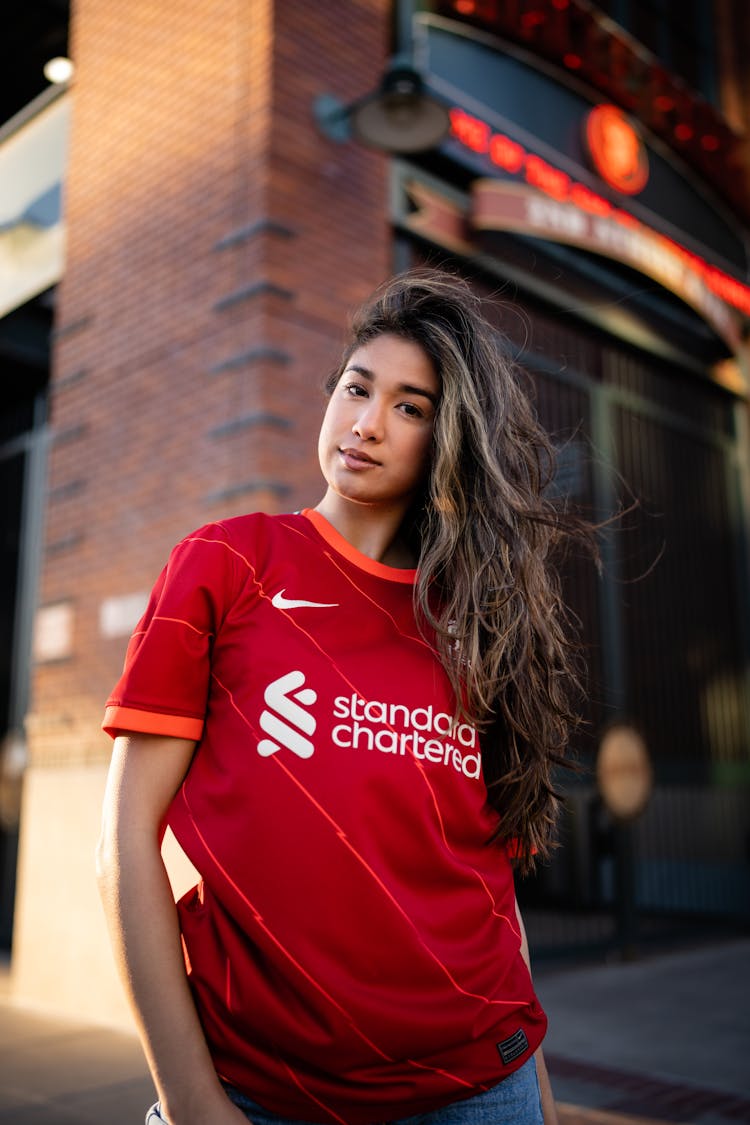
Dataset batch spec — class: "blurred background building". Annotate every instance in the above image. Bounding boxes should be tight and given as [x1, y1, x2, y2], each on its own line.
[1, 0, 748, 1025]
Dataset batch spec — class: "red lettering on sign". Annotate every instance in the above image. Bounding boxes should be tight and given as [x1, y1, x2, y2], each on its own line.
[569, 184, 612, 216]
[525, 155, 571, 201]
[445, 105, 750, 318]
[449, 108, 490, 153]
[489, 133, 525, 173]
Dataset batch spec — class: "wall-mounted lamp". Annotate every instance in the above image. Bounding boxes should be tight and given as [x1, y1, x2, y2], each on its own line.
[314, 58, 451, 155]
[44, 56, 75, 84]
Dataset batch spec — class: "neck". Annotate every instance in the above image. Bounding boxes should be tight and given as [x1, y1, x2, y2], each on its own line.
[314, 492, 417, 567]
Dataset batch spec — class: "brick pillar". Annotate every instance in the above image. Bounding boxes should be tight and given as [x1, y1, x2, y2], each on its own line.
[13, 0, 390, 1023]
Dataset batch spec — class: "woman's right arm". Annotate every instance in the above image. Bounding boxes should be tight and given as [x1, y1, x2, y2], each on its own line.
[96, 733, 247, 1125]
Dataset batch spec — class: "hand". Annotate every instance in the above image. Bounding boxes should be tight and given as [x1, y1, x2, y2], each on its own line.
[158, 1091, 252, 1125]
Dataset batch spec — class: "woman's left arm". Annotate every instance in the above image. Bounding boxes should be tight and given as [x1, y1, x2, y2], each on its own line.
[515, 897, 560, 1125]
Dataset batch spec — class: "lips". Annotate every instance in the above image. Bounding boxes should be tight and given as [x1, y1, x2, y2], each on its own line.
[339, 446, 380, 467]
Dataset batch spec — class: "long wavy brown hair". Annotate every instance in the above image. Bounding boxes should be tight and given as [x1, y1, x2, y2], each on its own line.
[327, 268, 599, 873]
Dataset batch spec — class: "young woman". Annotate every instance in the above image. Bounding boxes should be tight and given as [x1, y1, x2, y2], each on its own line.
[97, 269, 591, 1125]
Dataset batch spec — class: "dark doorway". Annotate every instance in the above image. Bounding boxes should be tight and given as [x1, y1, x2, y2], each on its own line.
[0, 291, 52, 948]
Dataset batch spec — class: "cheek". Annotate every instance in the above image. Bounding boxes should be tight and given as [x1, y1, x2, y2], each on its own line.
[318, 398, 344, 467]
[317, 408, 331, 465]
[407, 431, 434, 481]
[318, 400, 335, 442]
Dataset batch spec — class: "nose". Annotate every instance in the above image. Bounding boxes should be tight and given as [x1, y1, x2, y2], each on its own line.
[352, 398, 385, 441]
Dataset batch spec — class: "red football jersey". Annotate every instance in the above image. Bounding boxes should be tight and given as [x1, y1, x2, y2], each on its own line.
[103, 509, 547, 1124]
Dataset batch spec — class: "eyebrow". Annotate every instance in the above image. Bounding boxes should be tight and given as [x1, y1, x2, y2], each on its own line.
[344, 364, 439, 407]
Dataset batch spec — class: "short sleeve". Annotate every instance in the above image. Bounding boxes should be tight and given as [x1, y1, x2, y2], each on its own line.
[102, 525, 242, 741]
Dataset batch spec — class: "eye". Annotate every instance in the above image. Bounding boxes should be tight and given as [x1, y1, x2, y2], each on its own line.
[399, 401, 425, 418]
[343, 381, 368, 398]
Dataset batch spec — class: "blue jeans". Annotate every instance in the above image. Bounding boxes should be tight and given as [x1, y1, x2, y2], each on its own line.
[145, 1057, 542, 1125]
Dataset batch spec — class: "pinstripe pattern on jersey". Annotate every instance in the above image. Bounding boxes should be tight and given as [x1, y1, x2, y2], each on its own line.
[210, 668, 523, 1013]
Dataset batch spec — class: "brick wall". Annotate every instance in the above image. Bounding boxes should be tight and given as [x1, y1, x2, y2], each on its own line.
[31, 0, 391, 768]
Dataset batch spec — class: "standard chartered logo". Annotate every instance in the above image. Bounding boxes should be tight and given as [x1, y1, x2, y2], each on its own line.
[331, 693, 481, 779]
[258, 670, 317, 759]
[256, 672, 481, 780]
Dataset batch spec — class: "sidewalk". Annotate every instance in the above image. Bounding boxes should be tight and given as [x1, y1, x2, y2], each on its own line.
[0, 940, 748, 1124]
[537, 939, 750, 1125]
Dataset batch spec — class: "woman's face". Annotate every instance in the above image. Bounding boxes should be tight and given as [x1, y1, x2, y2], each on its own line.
[317, 334, 439, 516]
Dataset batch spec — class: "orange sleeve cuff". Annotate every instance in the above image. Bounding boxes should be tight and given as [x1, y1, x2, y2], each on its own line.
[102, 705, 204, 742]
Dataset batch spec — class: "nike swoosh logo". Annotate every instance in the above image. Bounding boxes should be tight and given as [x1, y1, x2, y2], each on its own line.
[271, 589, 339, 610]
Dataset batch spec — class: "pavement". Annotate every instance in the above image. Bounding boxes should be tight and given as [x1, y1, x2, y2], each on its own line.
[0, 939, 748, 1125]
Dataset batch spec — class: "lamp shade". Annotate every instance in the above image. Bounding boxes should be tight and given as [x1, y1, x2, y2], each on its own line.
[350, 64, 450, 154]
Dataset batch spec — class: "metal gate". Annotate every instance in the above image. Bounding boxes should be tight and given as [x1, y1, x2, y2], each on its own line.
[513, 304, 750, 957]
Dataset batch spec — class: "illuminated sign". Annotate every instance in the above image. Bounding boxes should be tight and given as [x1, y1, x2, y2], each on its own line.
[472, 180, 739, 348]
[435, 0, 736, 178]
[399, 176, 748, 388]
[447, 107, 750, 324]
[584, 105, 649, 195]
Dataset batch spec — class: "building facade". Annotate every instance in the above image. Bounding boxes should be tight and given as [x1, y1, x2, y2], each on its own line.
[1, 0, 749, 1024]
